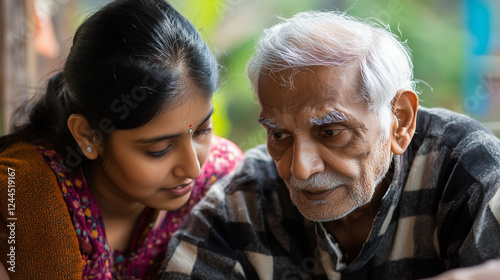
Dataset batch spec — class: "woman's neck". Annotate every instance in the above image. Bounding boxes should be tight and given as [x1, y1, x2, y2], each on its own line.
[83, 161, 146, 251]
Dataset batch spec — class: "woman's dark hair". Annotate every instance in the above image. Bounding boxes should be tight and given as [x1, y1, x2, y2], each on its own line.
[1, 0, 218, 165]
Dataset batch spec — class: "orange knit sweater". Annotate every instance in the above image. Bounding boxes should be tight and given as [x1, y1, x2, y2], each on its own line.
[0, 143, 81, 279]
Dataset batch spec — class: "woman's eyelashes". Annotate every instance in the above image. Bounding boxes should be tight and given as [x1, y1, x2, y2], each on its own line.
[146, 127, 212, 159]
[148, 146, 171, 159]
[193, 127, 213, 136]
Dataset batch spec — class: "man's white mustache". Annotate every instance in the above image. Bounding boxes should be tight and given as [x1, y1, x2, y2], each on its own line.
[288, 171, 348, 190]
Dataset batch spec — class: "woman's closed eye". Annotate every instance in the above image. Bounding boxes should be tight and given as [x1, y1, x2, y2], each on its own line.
[193, 127, 213, 137]
[147, 146, 171, 159]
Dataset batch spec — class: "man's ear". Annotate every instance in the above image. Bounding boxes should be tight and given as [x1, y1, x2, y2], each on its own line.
[390, 90, 418, 155]
[67, 114, 99, 160]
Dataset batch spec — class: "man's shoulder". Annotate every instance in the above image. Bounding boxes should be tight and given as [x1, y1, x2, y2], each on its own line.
[242, 144, 273, 163]
[417, 107, 489, 134]
[409, 107, 500, 193]
[415, 107, 500, 150]
[405, 107, 500, 196]
[224, 144, 282, 192]
[197, 144, 282, 209]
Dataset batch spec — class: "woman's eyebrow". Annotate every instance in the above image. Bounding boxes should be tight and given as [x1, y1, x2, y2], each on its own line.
[135, 107, 214, 144]
[197, 107, 214, 127]
[135, 133, 182, 144]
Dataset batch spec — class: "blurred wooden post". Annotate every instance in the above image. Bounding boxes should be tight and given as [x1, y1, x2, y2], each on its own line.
[1, 0, 31, 134]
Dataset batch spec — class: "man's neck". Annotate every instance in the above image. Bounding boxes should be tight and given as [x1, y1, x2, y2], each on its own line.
[324, 179, 390, 263]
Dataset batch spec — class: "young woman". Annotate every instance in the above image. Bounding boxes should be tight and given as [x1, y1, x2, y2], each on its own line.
[0, 0, 243, 279]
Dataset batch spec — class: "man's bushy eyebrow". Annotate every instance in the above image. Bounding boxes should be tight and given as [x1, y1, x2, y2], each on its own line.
[258, 117, 282, 129]
[309, 110, 347, 126]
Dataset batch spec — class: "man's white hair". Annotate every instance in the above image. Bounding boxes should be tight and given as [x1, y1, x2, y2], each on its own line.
[247, 11, 418, 137]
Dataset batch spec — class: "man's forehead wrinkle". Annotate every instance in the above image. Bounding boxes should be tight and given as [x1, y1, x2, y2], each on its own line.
[260, 95, 310, 113]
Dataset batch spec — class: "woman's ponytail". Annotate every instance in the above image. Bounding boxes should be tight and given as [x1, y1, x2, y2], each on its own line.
[1, 71, 76, 154]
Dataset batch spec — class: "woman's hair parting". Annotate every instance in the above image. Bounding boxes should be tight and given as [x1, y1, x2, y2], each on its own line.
[3, 0, 218, 162]
[246, 10, 417, 137]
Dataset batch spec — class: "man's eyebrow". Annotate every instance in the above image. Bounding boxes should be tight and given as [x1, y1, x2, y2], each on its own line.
[258, 117, 281, 130]
[135, 108, 214, 144]
[309, 110, 347, 126]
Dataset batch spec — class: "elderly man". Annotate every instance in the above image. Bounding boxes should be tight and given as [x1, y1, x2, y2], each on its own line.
[160, 11, 500, 279]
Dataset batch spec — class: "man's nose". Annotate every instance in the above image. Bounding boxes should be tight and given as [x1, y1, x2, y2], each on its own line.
[290, 137, 324, 180]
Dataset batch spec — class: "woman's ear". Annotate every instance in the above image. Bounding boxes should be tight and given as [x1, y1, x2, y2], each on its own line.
[390, 90, 419, 155]
[67, 114, 99, 160]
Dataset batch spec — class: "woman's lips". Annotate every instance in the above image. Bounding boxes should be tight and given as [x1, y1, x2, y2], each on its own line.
[301, 188, 335, 201]
[163, 184, 193, 197]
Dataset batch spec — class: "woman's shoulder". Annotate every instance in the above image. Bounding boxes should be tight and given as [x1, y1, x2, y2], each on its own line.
[0, 143, 82, 278]
[209, 135, 244, 163]
[0, 142, 71, 187]
[205, 135, 244, 176]
[0, 142, 51, 179]
[0, 141, 71, 225]
[190, 136, 243, 196]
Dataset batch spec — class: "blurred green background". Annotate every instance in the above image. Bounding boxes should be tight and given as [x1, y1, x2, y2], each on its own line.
[165, 0, 500, 149]
[5, 0, 499, 148]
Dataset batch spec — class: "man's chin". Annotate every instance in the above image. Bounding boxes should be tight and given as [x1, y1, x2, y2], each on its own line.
[295, 202, 358, 222]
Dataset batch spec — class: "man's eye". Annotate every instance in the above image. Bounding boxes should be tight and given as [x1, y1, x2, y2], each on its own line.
[270, 132, 290, 141]
[322, 129, 342, 137]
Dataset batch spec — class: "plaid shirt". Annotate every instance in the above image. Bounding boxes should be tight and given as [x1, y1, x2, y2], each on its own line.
[160, 107, 500, 280]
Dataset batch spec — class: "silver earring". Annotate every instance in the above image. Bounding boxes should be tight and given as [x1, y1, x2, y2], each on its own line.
[86, 146, 93, 153]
